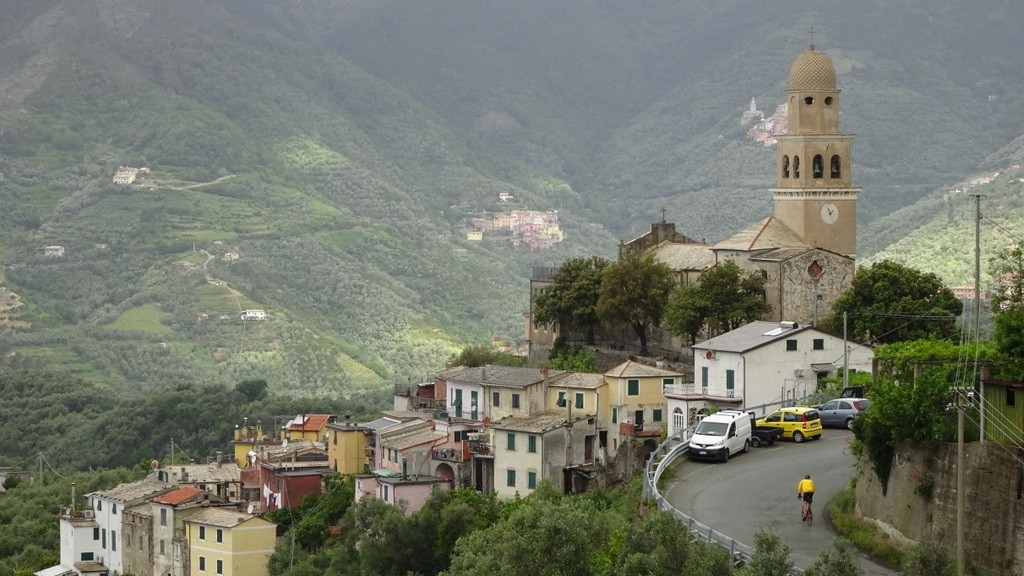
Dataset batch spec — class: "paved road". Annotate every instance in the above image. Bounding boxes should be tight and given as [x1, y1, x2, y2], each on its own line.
[663, 430, 898, 575]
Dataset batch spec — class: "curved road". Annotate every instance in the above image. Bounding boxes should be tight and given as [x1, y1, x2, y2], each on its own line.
[663, 430, 897, 575]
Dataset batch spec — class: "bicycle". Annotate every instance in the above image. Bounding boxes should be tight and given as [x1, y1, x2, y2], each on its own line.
[800, 496, 814, 526]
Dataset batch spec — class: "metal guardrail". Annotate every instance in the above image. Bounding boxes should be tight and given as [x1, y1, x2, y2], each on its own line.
[642, 430, 802, 573]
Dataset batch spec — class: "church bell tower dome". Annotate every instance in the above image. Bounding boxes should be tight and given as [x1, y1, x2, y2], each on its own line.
[788, 47, 837, 91]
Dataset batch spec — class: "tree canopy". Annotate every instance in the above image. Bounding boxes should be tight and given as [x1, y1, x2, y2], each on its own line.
[596, 252, 676, 356]
[663, 260, 771, 343]
[828, 260, 963, 344]
[449, 345, 527, 368]
[533, 256, 611, 344]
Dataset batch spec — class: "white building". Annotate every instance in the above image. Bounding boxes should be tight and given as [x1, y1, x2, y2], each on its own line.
[664, 320, 873, 436]
[239, 309, 267, 321]
[37, 477, 175, 576]
[489, 411, 596, 499]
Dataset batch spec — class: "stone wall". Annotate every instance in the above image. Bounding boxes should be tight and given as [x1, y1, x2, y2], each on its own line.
[855, 442, 1024, 575]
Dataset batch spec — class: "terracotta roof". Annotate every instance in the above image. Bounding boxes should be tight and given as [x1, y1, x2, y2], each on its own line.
[604, 359, 683, 379]
[286, 414, 333, 432]
[153, 486, 205, 506]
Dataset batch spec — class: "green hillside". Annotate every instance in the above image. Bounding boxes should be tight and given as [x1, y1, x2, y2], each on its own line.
[1, 0, 1023, 397]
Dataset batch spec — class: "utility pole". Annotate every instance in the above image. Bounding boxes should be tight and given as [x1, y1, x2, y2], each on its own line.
[953, 387, 969, 576]
[842, 311, 849, 389]
[973, 194, 985, 443]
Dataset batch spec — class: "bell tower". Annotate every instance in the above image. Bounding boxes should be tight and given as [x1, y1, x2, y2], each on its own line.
[770, 46, 860, 257]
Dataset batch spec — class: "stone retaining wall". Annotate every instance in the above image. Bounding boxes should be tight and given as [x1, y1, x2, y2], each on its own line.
[855, 442, 1024, 575]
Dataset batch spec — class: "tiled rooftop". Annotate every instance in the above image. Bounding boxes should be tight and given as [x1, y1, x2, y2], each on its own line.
[605, 359, 683, 378]
[153, 486, 206, 506]
[712, 217, 805, 252]
[490, 411, 592, 434]
[185, 507, 256, 528]
[89, 477, 173, 504]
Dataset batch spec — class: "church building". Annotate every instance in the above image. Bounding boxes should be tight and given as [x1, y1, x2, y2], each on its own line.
[623, 45, 859, 329]
[527, 46, 860, 361]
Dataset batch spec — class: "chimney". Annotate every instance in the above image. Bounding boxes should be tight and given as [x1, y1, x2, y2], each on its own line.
[216, 451, 223, 468]
[71, 483, 76, 516]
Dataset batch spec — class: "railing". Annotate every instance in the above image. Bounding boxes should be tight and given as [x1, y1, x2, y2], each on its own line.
[663, 383, 737, 399]
[643, 429, 802, 573]
[431, 447, 464, 462]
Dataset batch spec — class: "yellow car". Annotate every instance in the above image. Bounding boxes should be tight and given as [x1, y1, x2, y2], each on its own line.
[755, 406, 823, 443]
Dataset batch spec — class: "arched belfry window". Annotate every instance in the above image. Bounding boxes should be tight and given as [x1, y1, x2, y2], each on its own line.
[812, 155, 824, 179]
[793, 156, 800, 178]
[830, 155, 841, 178]
[782, 156, 790, 178]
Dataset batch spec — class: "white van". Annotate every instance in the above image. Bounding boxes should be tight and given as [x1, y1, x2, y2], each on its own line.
[688, 410, 752, 462]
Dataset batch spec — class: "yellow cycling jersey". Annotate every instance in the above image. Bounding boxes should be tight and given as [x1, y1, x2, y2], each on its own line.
[797, 478, 816, 494]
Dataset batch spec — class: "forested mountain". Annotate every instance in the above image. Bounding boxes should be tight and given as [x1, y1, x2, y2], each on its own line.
[1, 0, 1022, 397]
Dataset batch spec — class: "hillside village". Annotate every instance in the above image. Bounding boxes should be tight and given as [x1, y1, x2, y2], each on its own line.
[465, 203, 565, 250]
[20, 43, 1024, 576]
[34, 322, 875, 576]
[35, 313, 1024, 575]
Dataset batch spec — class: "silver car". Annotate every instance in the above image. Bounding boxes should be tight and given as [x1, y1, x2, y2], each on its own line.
[815, 398, 870, 429]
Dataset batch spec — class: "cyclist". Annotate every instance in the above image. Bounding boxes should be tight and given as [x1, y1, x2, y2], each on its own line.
[797, 474, 815, 521]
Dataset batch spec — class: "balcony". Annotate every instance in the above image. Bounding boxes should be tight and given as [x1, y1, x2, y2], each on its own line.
[431, 444, 468, 462]
[466, 435, 493, 456]
[662, 383, 741, 402]
[619, 422, 663, 438]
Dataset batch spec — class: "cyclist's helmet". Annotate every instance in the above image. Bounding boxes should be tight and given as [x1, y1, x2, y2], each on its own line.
[804, 474, 811, 479]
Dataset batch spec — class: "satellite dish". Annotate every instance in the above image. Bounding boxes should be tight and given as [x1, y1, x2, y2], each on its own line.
[150, 459, 159, 470]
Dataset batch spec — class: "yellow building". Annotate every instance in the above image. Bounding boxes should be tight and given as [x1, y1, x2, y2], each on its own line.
[186, 508, 276, 576]
[548, 372, 606, 423]
[325, 420, 371, 475]
[231, 419, 282, 468]
[603, 360, 680, 451]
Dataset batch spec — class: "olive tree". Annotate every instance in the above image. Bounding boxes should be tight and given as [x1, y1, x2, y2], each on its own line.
[596, 252, 676, 356]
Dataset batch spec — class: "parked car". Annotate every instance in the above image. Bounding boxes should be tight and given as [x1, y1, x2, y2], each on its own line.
[688, 410, 752, 462]
[814, 398, 870, 429]
[755, 406, 823, 443]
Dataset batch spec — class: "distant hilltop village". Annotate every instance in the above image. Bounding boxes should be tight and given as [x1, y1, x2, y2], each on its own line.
[465, 195, 565, 250]
[741, 98, 789, 146]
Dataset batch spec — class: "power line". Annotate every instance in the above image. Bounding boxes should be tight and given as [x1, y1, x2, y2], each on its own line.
[38, 452, 69, 481]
